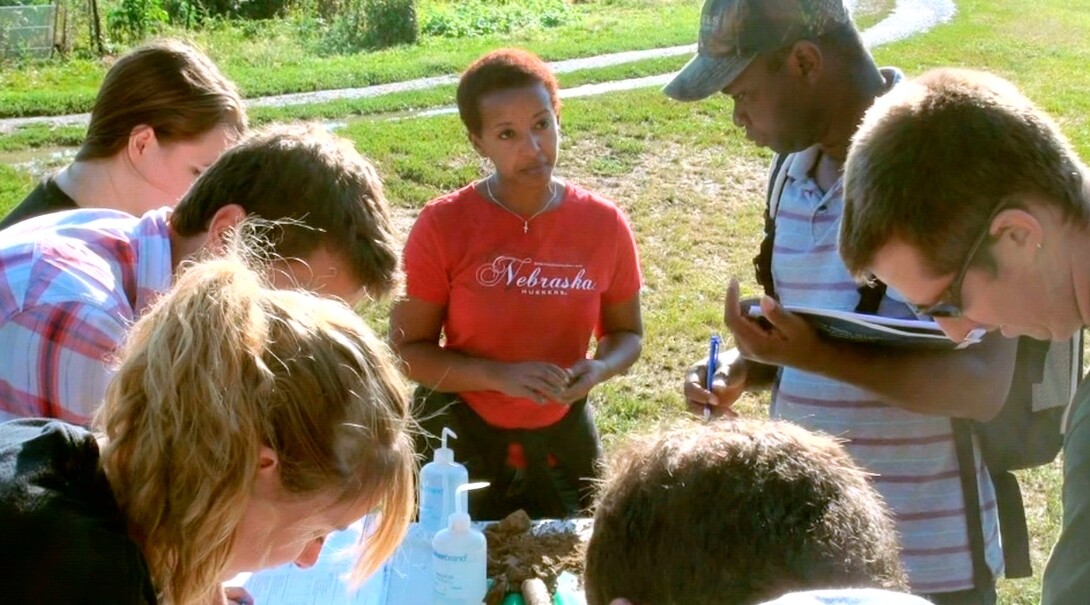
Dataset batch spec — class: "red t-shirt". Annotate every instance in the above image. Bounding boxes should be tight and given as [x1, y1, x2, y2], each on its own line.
[404, 182, 642, 429]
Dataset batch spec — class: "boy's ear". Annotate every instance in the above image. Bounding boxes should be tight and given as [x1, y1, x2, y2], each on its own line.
[992, 207, 1044, 252]
[204, 204, 248, 249]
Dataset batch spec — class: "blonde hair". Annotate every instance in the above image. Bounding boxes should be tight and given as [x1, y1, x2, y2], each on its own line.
[94, 244, 415, 605]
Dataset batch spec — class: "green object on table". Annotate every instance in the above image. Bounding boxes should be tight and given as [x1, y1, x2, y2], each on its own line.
[552, 588, 581, 605]
[502, 592, 526, 605]
[553, 571, 587, 605]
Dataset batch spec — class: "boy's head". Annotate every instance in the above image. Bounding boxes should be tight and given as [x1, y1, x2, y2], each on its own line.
[171, 123, 401, 301]
[840, 68, 1090, 341]
[842, 67, 1088, 279]
[584, 419, 906, 605]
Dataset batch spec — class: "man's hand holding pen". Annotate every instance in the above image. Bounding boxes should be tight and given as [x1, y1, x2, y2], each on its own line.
[684, 346, 744, 419]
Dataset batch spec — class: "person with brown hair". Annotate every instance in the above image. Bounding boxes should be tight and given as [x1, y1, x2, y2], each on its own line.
[0, 248, 416, 605]
[584, 418, 926, 605]
[0, 123, 400, 425]
[390, 48, 643, 520]
[0, 38, 247, 230]
[670, 2, 1017, 601]
[837, 67, 1090, 605]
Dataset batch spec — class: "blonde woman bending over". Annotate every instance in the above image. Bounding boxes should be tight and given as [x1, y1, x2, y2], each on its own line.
[0, 251, 416, 604]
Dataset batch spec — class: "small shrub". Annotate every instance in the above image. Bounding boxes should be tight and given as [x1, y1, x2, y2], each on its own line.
[420, 0, 574, 39]
[161, 0, 208, 28]
[300, 0, 415, 55]
[107, 0, 169, 42]
[234, 0, 292, 20]
[361, 0, 415, 48]
[170, 0, 288, 20]
[316, 12, 365, 55]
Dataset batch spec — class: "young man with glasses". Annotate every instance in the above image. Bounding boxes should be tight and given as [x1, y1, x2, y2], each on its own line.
[671, 2, 1019, 603]
[897, 203, 1012, 325]
[839, 67, 1090, 605]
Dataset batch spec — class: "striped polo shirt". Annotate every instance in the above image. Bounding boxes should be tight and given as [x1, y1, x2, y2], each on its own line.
[769, 143, 1003, 594]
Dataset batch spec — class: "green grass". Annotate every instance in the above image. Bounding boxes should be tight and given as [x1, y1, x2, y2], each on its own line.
[870, 0, 1090, 161]
[0, 0, 699, 118]
[852, 0, 897, 30]
[244, 54, 689, 123]
[0, 0, 1086, 602]
[0, 164, 34, 207]
[0, 123, 87, 152]
[0, 54, 691, 152]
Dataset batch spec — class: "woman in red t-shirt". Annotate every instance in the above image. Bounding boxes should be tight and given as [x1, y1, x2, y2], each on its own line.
[390, 48, 644, 520]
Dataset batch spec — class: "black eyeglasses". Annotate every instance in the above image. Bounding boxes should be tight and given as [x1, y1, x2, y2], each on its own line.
[907, 204, 1007, 319]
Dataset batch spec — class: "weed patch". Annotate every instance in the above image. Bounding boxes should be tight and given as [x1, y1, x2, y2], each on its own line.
[420, 0, 574, 38]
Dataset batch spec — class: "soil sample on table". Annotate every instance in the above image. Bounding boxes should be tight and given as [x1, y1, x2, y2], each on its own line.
[483, 509, 587, 604]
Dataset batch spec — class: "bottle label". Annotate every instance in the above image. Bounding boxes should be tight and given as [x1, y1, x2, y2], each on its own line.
[419, 467, 468, 535]
[420, 484, 444, 533]
[433, 548, 486, 604]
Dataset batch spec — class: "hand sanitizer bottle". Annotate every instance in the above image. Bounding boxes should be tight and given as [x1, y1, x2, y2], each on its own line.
[433, 482, 489, 605]
[419, 427, 469, 536]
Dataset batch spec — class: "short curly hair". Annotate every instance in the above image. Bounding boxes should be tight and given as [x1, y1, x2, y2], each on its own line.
[456, 48, 562, 135]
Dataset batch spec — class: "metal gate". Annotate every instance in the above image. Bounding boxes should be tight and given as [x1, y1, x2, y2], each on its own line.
[0, 3, 59, 58]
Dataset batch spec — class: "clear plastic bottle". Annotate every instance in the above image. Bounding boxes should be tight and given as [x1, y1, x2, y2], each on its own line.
[433, 482, 489, 605]
[419, 427, 470, 536]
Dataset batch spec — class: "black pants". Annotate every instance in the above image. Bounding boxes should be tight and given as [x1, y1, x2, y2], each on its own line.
[922, 584, 997, 605]
[414, 387, 602, 521]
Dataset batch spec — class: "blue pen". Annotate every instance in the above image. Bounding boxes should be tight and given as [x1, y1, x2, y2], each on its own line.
[704, 334, 720, 420]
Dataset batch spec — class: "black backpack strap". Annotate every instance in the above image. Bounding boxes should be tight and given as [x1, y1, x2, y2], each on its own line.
[753, 153, 789, 299]
[992, 470, 1032, 577]
[853, 280, 887, 315]
[754, 151, 887, 312]
[952, 418, 995, 592]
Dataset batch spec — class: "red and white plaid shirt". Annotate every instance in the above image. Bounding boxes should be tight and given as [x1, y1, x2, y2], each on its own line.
[0, 208, 173, 424]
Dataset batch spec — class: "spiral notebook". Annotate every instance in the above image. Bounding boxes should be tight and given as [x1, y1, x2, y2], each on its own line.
[745, 304, 983, 349]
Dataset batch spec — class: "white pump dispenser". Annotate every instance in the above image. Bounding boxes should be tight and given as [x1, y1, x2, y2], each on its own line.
[419, 427, 469, 536]
[432, 482, 489, 605]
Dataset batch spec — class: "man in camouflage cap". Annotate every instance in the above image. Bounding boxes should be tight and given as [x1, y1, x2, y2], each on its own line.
[665, 0, 850, 101]
[674, 1, 1015, 604]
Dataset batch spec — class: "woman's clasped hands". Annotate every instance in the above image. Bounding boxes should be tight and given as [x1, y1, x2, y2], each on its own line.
[492, 358, 609, 404]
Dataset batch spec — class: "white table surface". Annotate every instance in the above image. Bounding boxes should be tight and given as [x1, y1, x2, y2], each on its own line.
[238, 519, 590, 605]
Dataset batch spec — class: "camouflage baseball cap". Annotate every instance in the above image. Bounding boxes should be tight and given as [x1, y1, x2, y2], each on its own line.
[664, 0, 852, 102]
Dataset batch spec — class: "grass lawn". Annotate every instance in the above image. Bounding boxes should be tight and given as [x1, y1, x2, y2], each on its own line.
[0, 0, 701, 118]
[1, 0, 1089, 602]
